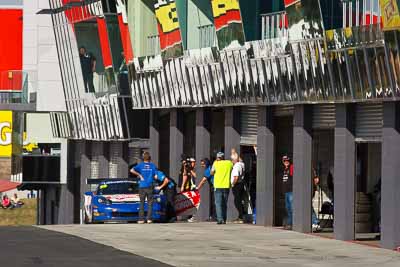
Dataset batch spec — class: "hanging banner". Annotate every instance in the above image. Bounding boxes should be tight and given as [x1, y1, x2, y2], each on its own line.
[210, 0, 245, 50]
[96, 17, 113, 69]
[380, 0, 400, 30]
[154, 0, 184, 59]
[62, 0, 100, 24]
[284, 0, 301, 7]
[116, 0, 134, 64]
[0, 9, 23, 92]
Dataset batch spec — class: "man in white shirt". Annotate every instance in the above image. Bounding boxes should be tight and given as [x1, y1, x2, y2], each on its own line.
[231, 151, 246, 224]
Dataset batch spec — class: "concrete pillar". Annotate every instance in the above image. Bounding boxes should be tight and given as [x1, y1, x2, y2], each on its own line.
[224, 107, 240, 221]
[381, 102, 400, 249]
[57, 139, 75, 224]
[293, 105, 313, 233]
[38, 189, 46, 225]
[149, 110, 160, 167]
[195, 109, 211, 221]
[256, 106, 275, 226]
[334, 104, 356, 241]
[118, 141, 129, 178]
[169, 109, 184, 182]
[80, 141, 91, 212]
[94, 141, 109, 178]
[109, 141, 129, 178]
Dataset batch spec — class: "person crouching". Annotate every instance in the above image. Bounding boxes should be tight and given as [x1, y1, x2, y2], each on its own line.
[155, 170, 177, 222]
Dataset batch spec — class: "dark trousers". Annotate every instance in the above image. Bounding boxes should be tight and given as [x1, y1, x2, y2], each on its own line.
[165, 187, 176, 220]
[139, 187, 153, 221]
[210, 186, 216, 220]
[214, 188, 229, 223]
[83, 72, 95, 93]
[232, 182, 247, 220]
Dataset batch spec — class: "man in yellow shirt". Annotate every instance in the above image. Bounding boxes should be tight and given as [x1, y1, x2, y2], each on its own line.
[211, 152, 233, 224]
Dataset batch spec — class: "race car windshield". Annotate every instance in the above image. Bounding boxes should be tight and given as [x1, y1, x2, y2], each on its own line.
[97, 182, 139, 195]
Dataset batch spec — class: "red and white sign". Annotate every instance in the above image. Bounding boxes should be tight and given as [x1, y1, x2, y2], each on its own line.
[174, 190, 201, 216]
[0, 8, 22, 92]
[96, 17, 113, 69]
[284, 0, 301, 8]
[116, 0, 134, 64]
[103, 194, 140, 202]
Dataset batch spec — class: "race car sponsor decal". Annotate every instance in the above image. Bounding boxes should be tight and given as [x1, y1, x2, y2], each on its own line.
[154, 0, 184, 59]
[210, 0, 245, 50]
[101, 180, 138, 185]
[174, 190, 200, 216]
[84, 194, 93, 222]
[103, 194, 140, 202]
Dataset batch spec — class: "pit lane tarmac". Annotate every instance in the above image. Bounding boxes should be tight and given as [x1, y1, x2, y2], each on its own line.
[40, 223, 400, 267]
[0, 226, 170, 267]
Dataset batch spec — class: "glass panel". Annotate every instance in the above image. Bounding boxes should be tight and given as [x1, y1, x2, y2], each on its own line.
[271, 57, 283, 102]
[220, 51, 233, 103]
[384, 30, 400, 97]
[366, 47, 381, 98]
[346, 49, 364, 99]
[277, 56, 290, 102]
[291, 42, 306, 101]
[263, 57, 277, 102]
[251, 59, 262, 101]
[376, 46, 391, 98]
[199, 65, 210, 104]
[284, 54, 298, 102]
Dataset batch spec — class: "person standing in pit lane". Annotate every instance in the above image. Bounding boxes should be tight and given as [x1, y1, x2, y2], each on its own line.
[130, 152, 157, 224]
[154, 170, 177, 223]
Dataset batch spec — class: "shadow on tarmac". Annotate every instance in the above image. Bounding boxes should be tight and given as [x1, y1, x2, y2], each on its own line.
[0, 226, 171, 267]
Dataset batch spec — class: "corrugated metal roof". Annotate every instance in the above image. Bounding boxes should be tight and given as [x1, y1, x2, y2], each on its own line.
[0, 180, 20, 193]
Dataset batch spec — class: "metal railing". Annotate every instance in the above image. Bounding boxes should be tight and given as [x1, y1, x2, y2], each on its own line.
[341, 0, 381, 27]
[261, 11, 288, 40]
[198, 24, 217, 48]
[93, 70, 118, 95]
[146, 34, 161, 56]
[0, 70, 29, 104]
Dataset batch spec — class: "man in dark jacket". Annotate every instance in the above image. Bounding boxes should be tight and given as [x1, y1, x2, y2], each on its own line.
[79, 46, 96, 93]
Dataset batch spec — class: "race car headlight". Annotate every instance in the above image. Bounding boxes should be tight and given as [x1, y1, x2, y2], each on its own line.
[97, 197, 112, 205]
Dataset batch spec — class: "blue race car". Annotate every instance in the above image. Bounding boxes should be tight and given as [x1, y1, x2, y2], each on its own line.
[83, 179, 167, 223]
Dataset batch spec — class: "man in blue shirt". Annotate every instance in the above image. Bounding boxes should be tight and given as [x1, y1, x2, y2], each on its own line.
[198, 158, 214, 190]
[130, 152, 157, 224]
[154, 170, 177, 222]
[197, 158, 216, 221]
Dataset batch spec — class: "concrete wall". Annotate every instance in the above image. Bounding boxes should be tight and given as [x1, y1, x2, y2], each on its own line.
[185, 0, 214, 49]
[127, 0, 158, 57]
[366, 143, 381, 194]
[26, 113, 62, 144]
[0, 158, 12, 180]
[24, 0, 66, 112]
